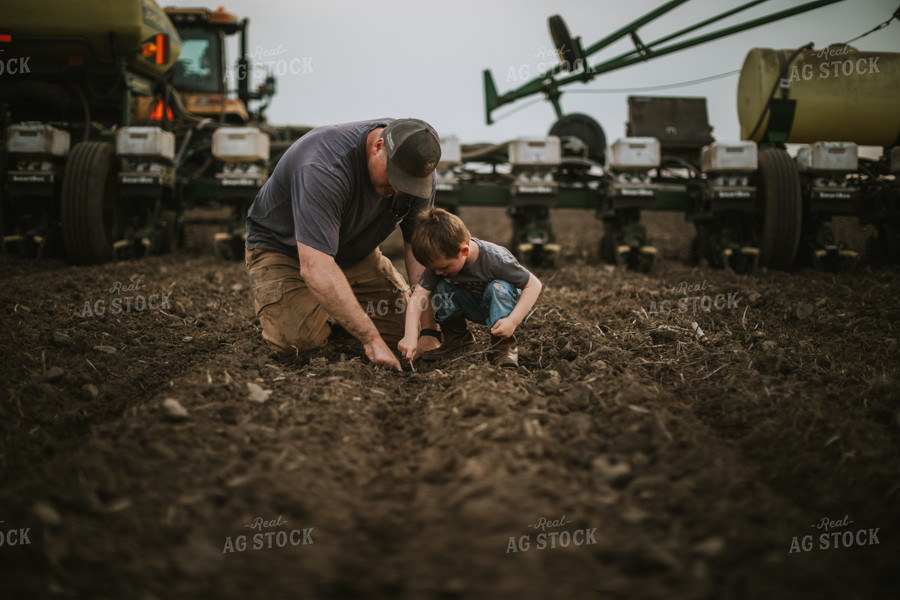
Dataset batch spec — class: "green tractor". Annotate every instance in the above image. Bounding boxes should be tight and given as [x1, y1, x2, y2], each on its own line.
[0, 1, 309, 264]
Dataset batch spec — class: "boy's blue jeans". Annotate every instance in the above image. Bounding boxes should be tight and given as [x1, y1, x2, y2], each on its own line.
[432, 280, 520, 328]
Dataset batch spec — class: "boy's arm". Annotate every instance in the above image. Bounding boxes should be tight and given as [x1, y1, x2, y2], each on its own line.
[398, 285, 432, 360]
[490, 273, 543, 338]
[404, 242, 440, 346]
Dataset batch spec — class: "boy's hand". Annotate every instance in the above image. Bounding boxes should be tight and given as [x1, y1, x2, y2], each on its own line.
[398, 335, 419, 361]
[490, 317, 518, 339]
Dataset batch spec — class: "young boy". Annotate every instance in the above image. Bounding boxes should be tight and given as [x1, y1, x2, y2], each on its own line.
[398, 208, 542, 368]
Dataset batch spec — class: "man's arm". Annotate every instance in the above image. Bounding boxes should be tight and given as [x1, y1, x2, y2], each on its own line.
[403, 242, 440, 355]
[490, 273, 543, 338]
[297, 241, 400, 370]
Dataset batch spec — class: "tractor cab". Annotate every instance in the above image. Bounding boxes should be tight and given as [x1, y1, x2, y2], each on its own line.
[164, 6, 250, 122]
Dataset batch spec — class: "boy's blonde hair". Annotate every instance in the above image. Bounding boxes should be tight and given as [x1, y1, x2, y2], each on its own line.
[410, 207, 471, 266]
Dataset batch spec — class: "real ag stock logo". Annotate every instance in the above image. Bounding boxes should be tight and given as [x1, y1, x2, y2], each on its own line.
[223, 44, 314, 83]
[80, 279, 172, 318]
[222, 514, 314, 554]
[506, 514, 597, 554]
[646, 280, 741, 318]
[504, 44, 600, 83]
[788, 514, 881, 554]
[788, 47, 881, 82]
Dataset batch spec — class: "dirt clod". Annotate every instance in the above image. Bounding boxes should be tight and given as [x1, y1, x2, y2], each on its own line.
[246, 382, 272, 403]
[162, 398, 189, 420]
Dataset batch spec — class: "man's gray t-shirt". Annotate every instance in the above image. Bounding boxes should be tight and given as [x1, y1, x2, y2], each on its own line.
[418, 238, 531, 296]
[245, 119, 435, 267]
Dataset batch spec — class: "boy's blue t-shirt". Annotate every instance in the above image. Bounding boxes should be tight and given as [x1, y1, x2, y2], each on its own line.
[418, 238, 531, 296]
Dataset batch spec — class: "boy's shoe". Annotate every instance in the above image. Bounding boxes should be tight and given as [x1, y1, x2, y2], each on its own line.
[421, 317, 476, 361]
[490, 334, 518, 368]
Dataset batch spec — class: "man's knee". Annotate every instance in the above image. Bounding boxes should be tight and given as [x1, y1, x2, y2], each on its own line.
[262, 326, 330, 354]
[259, 309, 330, 353]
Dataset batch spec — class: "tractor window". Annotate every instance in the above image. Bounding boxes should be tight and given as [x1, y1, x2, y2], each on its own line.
[171, 27, 223, 94]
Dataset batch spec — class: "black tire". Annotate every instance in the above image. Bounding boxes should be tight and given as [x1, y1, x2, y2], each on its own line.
[548, 15, 580, 71]
[61, 141, 117, 265]
[549, 113, 607, 165]
[756, 146, 802, 270]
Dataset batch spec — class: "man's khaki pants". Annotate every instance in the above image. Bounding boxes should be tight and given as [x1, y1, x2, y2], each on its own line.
[245, 247, 410, 353]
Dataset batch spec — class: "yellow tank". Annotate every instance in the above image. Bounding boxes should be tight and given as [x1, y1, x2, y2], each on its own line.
[738, 47, 900, 147]
[0, 0, 181, 79]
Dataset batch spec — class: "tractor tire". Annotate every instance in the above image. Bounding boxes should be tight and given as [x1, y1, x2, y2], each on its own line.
[756, 146, 802, 270]
[61, 141, 117, 265]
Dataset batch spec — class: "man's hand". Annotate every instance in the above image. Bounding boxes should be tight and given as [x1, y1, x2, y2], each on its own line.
[365, 337, 402, 371]
[490, 317, 518, 339]
[297, 243, 403, 371]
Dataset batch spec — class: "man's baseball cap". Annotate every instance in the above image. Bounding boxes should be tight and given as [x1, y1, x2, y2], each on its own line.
[384, 118, 441, 199]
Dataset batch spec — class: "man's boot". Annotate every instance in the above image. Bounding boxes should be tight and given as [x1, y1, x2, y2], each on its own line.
[421, 317, 475, 361]
[490, 334, 518, 368]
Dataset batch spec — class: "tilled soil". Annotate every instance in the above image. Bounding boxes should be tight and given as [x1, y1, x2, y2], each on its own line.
[1, 208, 898, 600]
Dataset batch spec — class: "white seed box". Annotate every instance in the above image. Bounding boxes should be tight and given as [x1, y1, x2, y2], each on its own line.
[116, 127, 175, 161]
[212, 127, 269, 162]
[609, 137, 660, 170]
[439, 135, 461, 166]
[797, 142, 858, 173]
[509, 137, 561, 166]
[6, 124, 70, 156]
[701, 141, 758, 173]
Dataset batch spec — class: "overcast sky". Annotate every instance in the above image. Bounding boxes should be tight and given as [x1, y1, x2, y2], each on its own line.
[162, 0, 898, 147]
